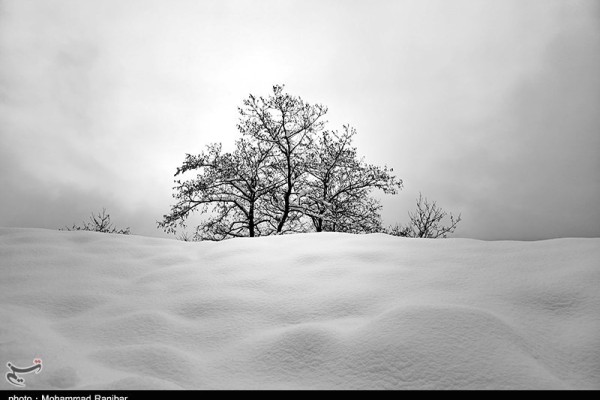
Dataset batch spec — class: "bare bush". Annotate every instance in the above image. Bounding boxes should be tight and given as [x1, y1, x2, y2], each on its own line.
[62, 208, 130, 235]
[388, 193, 461, 238]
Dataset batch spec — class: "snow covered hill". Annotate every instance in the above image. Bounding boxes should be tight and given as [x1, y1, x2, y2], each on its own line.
[1, 228, 599, 389]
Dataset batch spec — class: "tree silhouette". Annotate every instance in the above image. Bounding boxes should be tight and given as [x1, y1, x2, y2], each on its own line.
[158, 139, 279, 240]
[389, 193, 461, 238]
[302, 126, 402, 233]
[160, 85, 403, 240]
[238, 84, 328, 234]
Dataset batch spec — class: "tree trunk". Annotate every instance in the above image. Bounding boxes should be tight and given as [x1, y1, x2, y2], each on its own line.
[248, 201, 255, 237]
[277, 185, 291, 233]
[276, 153, 293, 233]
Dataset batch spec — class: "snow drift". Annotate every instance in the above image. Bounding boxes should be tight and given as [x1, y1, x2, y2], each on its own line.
[1, 227, 599, 389]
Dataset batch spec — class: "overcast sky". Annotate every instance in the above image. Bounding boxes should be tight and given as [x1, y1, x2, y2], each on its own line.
[1, 0, 598, 240]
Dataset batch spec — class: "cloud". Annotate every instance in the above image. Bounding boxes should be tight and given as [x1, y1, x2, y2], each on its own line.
[0, 0, 598, 240]
[437, 3, 600, 239]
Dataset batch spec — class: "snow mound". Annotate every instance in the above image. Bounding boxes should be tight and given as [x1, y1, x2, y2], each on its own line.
[1, 228, 599, 389]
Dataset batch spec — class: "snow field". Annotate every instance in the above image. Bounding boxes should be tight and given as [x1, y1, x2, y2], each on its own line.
[1, 228, 599, 389]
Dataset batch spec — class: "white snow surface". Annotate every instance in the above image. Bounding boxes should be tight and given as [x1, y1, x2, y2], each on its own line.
[1, 227, 599, 390]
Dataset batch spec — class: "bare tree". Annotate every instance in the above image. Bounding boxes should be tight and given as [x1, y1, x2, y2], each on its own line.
[161, 85, 403, 240]
[62, 208, 130, 234]
[158, 138, 279, 241]
[302, 126, 402, 233]
[237, 84, 328, 234]
[389, 193, 461, 238]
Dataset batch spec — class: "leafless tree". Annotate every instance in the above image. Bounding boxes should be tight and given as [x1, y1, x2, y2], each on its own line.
[302, 126, 402, 233]
[158, 138, 279, 240]
[62, 208, 130, 234]
[160, 85, 403, 240]
[237, 84, 328, 234]
[389, 193, 461, 238]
